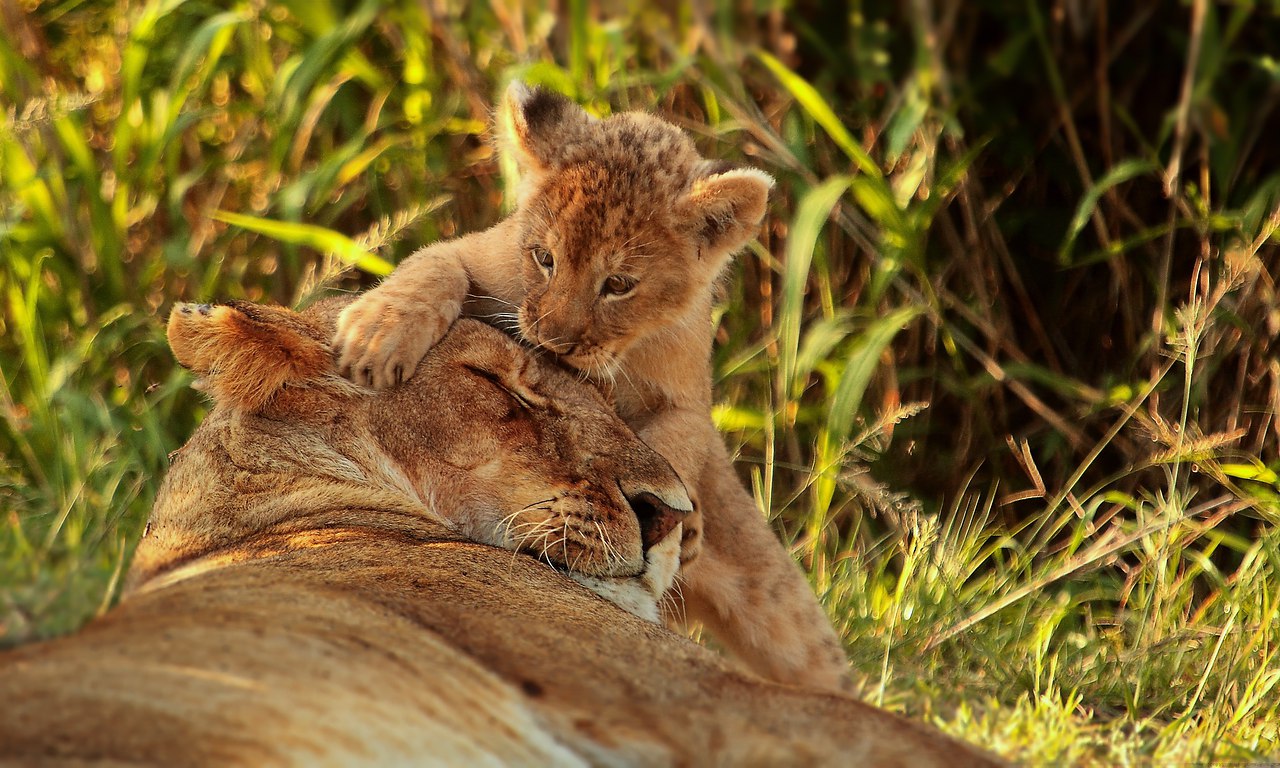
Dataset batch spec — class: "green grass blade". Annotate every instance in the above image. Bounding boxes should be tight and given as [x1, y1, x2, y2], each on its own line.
[756, 51, 882, 179]
[778, 176, 852, 399]
[794, 312, 853, 386]
[824, 305, 923, 448]
[212, 211, 393, 277]
[850, 174, 907, 237]
[809, 305, 922, 522]
[1059, 158, 1160, 263]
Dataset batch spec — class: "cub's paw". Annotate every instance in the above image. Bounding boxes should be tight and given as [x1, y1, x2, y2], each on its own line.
[332, 291, 455, 389]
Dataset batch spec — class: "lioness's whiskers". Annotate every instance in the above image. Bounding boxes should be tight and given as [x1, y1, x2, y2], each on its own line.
[509, 520, 548, 566]
[618, 245, 659, 269]
[498, 505, 553, 544]
[532, 524, 559, 566]
[531, 306, 554, 329]
[521, 526, 549, 566]
[509, 514, 556, 540]
[508, 518, 556, 569]
[543, 532, 569, 568]
[496, 508, 527, 534]
[663, 573, 690, 629]
[616, 231, 657, 257]
[507, 519, 553, 540]
[539, 333, 570, 351]
[593, 521, 617, 567]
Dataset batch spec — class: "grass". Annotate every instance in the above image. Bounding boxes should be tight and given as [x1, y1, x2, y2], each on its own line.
[3, 1, 1280, 763]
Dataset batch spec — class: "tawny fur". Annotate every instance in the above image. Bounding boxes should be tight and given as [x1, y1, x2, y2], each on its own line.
[0, 298, 1002, 767]
[147, 298, 690, 600]
[332, 82, 852, 692]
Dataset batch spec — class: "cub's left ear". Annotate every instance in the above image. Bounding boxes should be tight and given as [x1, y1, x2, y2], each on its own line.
[677, 166, 775, 258]
[500, 81, 597, 175]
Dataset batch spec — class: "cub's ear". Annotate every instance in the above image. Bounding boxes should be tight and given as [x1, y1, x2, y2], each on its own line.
[500, 81, 596, 174]
[167, 301, 331, 412]
[677, 166, 775, 260]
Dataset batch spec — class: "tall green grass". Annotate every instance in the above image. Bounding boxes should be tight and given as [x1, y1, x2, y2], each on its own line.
[3, 2, 1279, 763]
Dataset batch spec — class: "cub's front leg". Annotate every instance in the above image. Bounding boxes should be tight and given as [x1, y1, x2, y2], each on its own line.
[333, 243, 469, 388]
[637, 408, 853, 694]
[333, 220, 523, 389]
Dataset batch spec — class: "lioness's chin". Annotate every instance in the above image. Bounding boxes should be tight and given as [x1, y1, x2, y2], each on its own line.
[568, 524, 682, 622]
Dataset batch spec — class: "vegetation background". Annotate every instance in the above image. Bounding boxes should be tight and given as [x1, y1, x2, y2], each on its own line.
[3, 0, 1279, 762]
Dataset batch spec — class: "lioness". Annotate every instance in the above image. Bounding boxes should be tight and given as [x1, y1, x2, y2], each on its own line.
[0, 298, 1000, 766]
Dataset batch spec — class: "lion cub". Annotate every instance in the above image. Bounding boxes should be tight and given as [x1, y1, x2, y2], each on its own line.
[333, 83, 851, 692]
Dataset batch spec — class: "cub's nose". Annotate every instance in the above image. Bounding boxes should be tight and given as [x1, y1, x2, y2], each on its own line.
[626, 490, 691, 552]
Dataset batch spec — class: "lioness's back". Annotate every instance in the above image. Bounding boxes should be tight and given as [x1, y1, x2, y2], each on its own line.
[1, 531, 998, 767]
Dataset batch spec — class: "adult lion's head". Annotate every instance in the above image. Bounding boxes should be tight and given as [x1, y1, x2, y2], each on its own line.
[134, 297, 691, 620]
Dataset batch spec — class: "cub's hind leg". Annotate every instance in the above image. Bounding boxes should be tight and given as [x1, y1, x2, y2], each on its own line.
[674, 440, 854, 694]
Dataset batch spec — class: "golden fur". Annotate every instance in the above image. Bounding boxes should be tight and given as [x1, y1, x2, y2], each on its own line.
[333, 83, 851, 691]
[0, 298, 1002, 767]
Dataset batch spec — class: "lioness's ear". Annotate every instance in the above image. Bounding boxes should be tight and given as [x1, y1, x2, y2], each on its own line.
[500, 81, 596, 174]
[167, 301, 331, 412]
[678, 166, 774, 260]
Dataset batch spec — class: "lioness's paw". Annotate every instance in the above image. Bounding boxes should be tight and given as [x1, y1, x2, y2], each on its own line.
[333, 293, 454, 389]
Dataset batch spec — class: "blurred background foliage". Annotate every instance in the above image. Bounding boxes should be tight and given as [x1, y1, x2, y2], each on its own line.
[3, 0, 1280, 761]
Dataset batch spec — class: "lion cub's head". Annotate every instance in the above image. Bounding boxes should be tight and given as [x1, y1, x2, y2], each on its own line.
[140, 299, 691, 620]
[501, 83, 774, 376]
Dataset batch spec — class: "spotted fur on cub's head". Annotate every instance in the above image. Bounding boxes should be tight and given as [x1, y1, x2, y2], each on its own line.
[500, 83, 774, 375]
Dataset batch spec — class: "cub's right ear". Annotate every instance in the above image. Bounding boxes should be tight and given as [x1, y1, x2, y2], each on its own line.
[500, 81, 596, 174]
[167, 301, 332, 412]
[677, 166, 775, 261]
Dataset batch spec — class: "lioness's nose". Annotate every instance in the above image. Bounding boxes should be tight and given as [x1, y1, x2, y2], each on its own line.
[626, 491, 689, 552]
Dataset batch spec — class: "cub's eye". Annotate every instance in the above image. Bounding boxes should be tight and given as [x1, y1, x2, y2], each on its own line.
[530, 246, 554, 272]
[602, 274, 636, 297]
